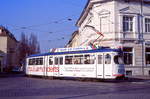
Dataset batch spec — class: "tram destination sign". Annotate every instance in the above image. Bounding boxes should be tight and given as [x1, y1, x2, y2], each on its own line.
[50, 46, 93, 52]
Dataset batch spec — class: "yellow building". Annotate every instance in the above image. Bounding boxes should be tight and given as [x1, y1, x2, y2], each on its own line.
[0, 26, 19, 72]
[66, 31, 79, 47]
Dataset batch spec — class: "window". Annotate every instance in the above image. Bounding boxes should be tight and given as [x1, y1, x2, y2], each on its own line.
[29, 59, 33, 65]
[37, 58, 43, 65]
[90, 55, 95, 64]
[65, 56, 73, 64]
[84, 55, 90, 64]
[73, 55, 84, 64]
[28, 58, 43, 65]
[123, 16, 133, 32]
[32, 58, 36, 65]
[98, 55, 103, 64]
[84, 54, 95, 64]
[36, 58, 39, 65]
[145, 18, 150, 33]
[123, 47, 133, 65]
[146, 47, 150, 65]
[105, 54, 111, 64]
[49, 57, 53, 65]
[55, 57, 59, 65]
[60, 57, 63, 65]
[126, 70, 132, 76]
[114, 55, 124, 64]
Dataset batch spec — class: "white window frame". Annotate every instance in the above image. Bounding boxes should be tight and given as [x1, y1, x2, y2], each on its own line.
[145, 18, 150, 33]
[123, 16, 134, 32]
[123, 47, 134, 66]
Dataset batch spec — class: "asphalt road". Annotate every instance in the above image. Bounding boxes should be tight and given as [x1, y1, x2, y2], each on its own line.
[0, 74, 150, 99]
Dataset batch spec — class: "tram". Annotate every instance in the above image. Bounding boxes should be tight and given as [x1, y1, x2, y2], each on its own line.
[26, 47, 125, 79]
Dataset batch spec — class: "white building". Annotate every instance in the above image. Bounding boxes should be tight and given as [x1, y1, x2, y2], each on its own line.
[67, 0, 150, 76]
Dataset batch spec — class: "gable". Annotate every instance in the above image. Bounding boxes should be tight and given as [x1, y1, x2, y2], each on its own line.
[119, 6, 140, 14]
[0, 27, 18, 42]
[98, 9, 111, 15]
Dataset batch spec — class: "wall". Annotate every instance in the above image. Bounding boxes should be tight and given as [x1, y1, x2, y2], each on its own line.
[0, 37, 7, 53]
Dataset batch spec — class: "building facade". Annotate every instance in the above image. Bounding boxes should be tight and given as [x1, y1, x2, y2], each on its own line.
[66, 31, 79, 47]
[67, 0, 150, 76]
[0, 26, 19, 72]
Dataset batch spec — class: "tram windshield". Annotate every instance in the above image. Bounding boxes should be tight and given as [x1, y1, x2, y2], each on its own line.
[114, 55, 124, 64]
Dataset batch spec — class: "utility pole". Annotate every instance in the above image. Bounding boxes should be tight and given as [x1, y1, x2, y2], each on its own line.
[140, 0, 144, 75]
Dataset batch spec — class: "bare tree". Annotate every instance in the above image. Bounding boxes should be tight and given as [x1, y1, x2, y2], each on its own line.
[18, 33, 40, 66]
[28, 33, 40, 55]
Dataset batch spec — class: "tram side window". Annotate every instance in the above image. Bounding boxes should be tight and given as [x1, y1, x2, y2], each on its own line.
[49, 57, 53, 65]
[35, 58, 38, 65]
[105, 54, 111, 64]
[84, 55, 90, 64]
[37, 58, 43, 65]
[65, 56, 73, 64]
[28, 58, 43, 65]
[84, 55, 95, 64]
[31, 58, 36, 65]
[91, 55, 95, 64]
[74, 55, 84, 64]
[60, 57, 63, 65]
[55, 57, 59, 65]
[98, 55, 103, 64]
[29, 59, 33, 65]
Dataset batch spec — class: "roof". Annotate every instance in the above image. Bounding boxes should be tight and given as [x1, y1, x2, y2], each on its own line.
[0, 26, 18, 42]
[76, 0, 150, 26]
[27, 48, 120, 58]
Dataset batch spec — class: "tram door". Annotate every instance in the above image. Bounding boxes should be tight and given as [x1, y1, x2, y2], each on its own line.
[46, 56, 54, 77]
[97, 54, 104, 78]
[104, 53, 112, 78]
[97, 53, 112, 78]
[53, 56, 63, 76]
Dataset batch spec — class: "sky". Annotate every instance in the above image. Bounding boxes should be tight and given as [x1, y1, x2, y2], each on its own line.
[0, 0, 87, 52]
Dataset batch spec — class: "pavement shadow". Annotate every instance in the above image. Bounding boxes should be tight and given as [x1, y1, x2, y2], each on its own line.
[0, 73, 25, 78]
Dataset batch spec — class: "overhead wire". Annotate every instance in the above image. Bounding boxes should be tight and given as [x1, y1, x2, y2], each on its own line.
[3, 1, 86, 45]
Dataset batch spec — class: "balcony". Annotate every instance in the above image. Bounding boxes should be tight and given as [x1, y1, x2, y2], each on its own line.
[115, 32, 150, 43]
[116, 32, 139, 42]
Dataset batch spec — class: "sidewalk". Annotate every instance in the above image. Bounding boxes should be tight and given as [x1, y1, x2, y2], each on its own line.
[0, 72, 25, 78]
[0, 72, 9, 77]
[125, 75, 150, 81]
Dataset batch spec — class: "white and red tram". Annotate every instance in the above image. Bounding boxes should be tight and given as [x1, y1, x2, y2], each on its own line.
[26, 47, 125, 79]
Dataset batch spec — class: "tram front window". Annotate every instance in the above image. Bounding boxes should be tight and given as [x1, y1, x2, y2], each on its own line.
[114, 55, 124, 64]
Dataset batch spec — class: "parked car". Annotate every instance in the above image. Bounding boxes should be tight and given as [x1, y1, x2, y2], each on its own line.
[11, 66, 23, 73]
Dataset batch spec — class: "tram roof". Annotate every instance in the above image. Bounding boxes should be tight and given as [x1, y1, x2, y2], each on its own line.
[27, 48, 120, 58]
